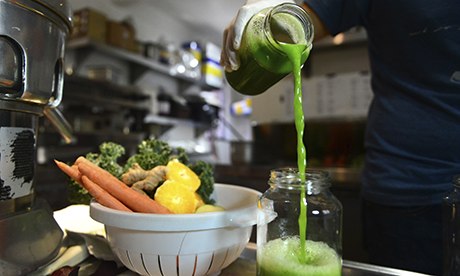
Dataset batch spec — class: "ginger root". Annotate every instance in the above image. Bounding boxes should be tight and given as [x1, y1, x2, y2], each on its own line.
[121, 163, 167, 193]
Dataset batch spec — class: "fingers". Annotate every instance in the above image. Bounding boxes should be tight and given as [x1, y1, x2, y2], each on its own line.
[221, 0, 297, 72]
[221, 6, 254, 72]
[233, 6, 252, 50]
[221, 18, 240, 72]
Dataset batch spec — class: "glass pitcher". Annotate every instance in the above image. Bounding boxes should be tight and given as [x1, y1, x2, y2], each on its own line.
[226, 3, 314, 95]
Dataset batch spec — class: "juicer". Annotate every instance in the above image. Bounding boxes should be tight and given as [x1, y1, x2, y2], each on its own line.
[0, 0, 73, 274]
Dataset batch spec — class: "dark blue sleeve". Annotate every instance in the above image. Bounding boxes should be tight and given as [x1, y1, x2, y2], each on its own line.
[303, 0, 369, 35]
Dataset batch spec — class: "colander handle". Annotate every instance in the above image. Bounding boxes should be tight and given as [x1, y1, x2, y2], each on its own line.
[226, 207, 258, 228]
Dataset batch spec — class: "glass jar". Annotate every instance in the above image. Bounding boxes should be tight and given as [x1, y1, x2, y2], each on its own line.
[225, 3, 314, 95]
[443, 175, 460, 275]
[257, 168, 342, 276]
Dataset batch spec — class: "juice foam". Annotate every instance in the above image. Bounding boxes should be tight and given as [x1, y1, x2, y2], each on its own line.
[258, 237, 342, 276]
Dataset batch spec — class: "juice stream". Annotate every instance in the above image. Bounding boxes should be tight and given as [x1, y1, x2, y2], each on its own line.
[279, 42, 308, 263]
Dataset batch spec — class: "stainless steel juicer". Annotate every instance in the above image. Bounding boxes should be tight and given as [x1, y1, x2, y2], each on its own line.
[0, 0, 73, 274]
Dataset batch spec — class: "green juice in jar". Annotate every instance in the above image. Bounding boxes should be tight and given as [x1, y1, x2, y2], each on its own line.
[225, 3, 313, 95]
[254, 8, 342, 276]
[258, 238, 342, 276]
[257, 41, 342, 276]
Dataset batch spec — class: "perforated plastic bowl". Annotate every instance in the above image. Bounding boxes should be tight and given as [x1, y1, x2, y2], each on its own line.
[90, 183, 260, 276]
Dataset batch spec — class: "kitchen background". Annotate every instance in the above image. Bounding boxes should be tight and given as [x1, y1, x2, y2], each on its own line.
[35, 0, 372, 263]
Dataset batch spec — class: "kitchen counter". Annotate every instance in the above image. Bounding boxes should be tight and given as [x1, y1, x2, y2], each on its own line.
[222, 243, 430, 276]
[23, 203, 429, 276]
[31, 238, 430, 276]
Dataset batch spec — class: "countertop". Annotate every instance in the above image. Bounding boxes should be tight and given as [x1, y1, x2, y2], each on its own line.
[24, 205, 430, 276]
[222, 243, 431, 276]
[32, 240, 431, 276]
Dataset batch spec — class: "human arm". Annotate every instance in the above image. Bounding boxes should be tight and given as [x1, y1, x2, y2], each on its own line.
[301, 2, 331, 41]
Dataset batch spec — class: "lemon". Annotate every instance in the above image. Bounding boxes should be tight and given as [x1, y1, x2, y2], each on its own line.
[166, 159, 201, 192]
[195, 204, 225, 213]
[154, 180, 196, 214]
[194, 193, 205, 210]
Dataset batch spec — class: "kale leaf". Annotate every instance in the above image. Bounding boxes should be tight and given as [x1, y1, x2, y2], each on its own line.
[68, 142, 126, 204]
[124, 139, 189, 170]
[190, 160, 215, 204]
[68, 138, 214, 205]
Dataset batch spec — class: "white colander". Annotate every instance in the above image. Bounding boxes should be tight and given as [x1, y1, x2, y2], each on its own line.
[90, 183, 260, 276]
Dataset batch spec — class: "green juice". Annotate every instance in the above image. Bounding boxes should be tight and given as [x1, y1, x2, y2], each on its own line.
[225, 7, 311, 95]
[227, 4, 340, 274]
[257, 28, 342, 276]
[283, 42, 309, 263]
[258, 238, 342, 276]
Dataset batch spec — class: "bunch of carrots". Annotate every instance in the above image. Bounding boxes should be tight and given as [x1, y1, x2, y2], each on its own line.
[55, 157, 171, 214]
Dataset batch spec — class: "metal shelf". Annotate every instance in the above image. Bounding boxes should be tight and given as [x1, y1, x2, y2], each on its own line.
[66, 38, 205, 86]
[144, 114, 212, 129]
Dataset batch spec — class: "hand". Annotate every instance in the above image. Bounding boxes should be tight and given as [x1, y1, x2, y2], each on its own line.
[221, 0, 295, 72]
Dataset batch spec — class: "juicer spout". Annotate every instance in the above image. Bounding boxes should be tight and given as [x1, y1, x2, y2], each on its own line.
[43, 106, 76, 144]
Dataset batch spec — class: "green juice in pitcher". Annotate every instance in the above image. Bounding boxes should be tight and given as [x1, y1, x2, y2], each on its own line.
[225, 3, 313, 95]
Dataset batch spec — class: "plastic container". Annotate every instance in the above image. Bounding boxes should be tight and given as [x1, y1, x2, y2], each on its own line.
[90, 183, 261, 276]
[225, 3, 313, 95]
[443, 175, 460, 276]
[257, 168, 343, 275]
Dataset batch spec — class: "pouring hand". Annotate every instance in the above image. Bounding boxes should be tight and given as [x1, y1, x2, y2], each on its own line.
[221, 0, 295, 72]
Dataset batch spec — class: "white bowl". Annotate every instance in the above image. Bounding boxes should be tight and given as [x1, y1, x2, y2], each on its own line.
[90, 183, 261, 276]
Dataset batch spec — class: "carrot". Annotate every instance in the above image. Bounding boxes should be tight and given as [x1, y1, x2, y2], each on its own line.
[54, 159, 132, 212]
[80, 175, 132, 212]
[54, 160, 81, 182]
[75, 156, 171, 214]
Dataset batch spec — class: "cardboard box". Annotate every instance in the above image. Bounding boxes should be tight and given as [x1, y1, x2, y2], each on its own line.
[202, 42, 223, 88]
[71, 8, 107, 43]
[106, 20, 138, 52]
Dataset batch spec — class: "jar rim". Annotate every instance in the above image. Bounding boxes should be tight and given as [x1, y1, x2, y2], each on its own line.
[269, 167, 330, 189]
[263, 3, 314, 52]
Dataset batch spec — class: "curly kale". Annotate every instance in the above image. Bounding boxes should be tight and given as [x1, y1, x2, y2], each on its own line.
[124, 139, 188, 170]
[68, 142, 126, 204]
[68, 178, 91, 205]
[190, 160, 215, 204]
[89, 142, 126, 178]
[67, 138, 215, 205]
